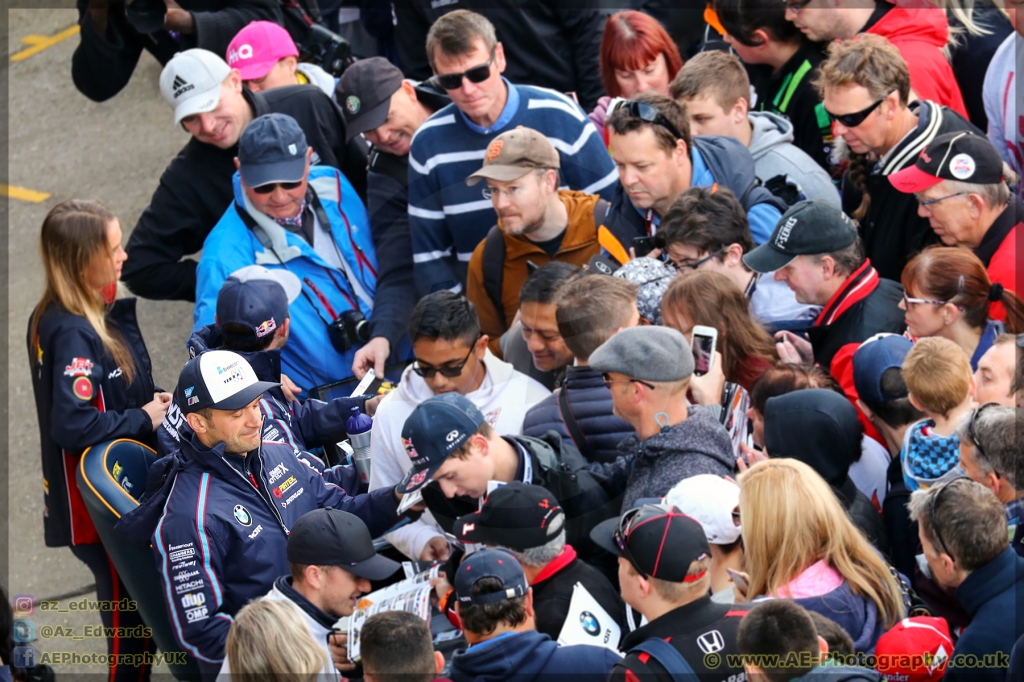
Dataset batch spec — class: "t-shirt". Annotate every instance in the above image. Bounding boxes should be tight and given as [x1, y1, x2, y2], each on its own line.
[533, 230, 566, 259]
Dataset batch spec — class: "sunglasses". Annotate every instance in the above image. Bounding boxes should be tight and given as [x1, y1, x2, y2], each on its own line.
[412, 338, 479, 379]
[824, 94, 890, 128]
[928, 477, 968, 559]
[251, 180, 303, 194]
[967, 402, 1003, 478]
[621, 100, 685, 142]
[613, 506, 651, 578]
[433, 47, 496, 91]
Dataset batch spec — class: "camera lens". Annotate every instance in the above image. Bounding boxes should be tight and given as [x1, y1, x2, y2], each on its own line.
[328, 318, 352, 353]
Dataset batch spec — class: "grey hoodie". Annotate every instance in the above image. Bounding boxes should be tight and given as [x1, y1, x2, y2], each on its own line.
[593, 406, 736, 511]
[748, 111, 841, 206]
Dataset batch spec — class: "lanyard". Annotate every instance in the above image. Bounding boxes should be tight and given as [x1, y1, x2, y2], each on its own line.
[644, 209, 656, 237]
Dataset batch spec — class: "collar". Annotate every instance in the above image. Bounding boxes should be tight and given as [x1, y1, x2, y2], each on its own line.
[975, 194, 1022, 266]
[458, 78, 519, 134]
[275, 199, 307, 228]
[274, 576, 338, 630]
[813, 260, 880, 327]
[860, 0, 892, 33]
[971, 320, 1003, 370]
[620, 596, 733, 651]
[955, 546, 1022, 616]
[501, 191, 600, 259]
[1007, 498, 1024, 522]
[879, 101, 943, 176]
[509, 437, 534, 483]
[531, 545, 578, 585]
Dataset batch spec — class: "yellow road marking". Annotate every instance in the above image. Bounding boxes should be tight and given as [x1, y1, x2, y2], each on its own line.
[1, 185, 52, 203]
[11, 25, 80, 62]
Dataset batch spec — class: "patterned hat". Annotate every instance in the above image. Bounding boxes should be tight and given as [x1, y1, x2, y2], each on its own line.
[613, 257, 675, 325]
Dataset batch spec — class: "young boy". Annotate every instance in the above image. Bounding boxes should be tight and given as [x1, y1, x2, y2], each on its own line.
[900, 337, 976, 492]
[670, 50, 839, 206]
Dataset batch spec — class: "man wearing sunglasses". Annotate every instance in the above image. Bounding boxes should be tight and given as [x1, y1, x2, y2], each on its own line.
[366, 291, 549, 563]
[194, 113, 379, 391]
[909, 479, 1024, 682]
[816, 36, 980, 282]
[407, 10, 618, 296]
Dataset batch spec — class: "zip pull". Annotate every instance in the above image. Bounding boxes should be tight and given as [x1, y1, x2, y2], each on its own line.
[249, 473, 259, 489]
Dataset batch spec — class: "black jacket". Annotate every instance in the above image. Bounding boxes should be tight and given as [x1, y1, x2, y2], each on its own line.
[122, 85, 368, 302]
[421, 433, 625, 564]
[948, 2, 1013, 130]
[521, 365, 635, 465]
[610, 597, 749, 682]
[71, 0, 284, 103]
[28, 299, 157, 547]
[836, 478, 889, 556]
[841, 100, 981, 281]
[391, 0, 606, 112]
[531, 548, 627, 644]
[883, 453, 917, 579]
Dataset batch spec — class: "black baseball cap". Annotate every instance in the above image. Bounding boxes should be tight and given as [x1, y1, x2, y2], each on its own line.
[454, 548, 529, 606]
[216, 266, 301, 342]
[177, 350, 280, 415]
[237, 113, 309, 188]
[337, 57, 405, 142]
[397, 393, 486, 494]
[287, 508, 400, 581]
[742, 199, 857, 274]
[590, 504, 710, 583]
[889, 131, 1005, 193]
[453, 482, 565, 551]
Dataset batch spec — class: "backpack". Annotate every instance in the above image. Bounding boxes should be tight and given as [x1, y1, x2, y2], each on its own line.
[629, 638, 700, 682]
[691, 137, 788, 216]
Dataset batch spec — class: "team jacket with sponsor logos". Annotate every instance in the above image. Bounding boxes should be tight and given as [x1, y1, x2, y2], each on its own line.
[27, 298, 157, 547]
[151, 429, 400, 677]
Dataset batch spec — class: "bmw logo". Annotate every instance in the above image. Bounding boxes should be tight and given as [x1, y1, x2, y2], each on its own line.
[580, 611, 600, 636]
[233, 505, 252, 527]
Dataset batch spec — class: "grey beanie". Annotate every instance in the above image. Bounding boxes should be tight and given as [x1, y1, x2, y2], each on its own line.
[613, 257, 675, 325]
[589, 326, 694, 382]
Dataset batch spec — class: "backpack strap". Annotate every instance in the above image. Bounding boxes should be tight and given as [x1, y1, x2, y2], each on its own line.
[481, 225, 507, 326]
[629, 638, 700, 682]
[592, 197, 610, 228]
[557, 386, 597, 462]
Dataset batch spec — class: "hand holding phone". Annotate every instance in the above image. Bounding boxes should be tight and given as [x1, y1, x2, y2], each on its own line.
[691, 326, 718, 377]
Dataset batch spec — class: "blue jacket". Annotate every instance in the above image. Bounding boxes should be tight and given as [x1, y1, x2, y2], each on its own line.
[195, 166, 377, 391]
[151, 427, 400, 677]
[522, 365, 635, 464]
[793, 581, 887, 654]
[450, 629, 621, 682]
[946, 547, 1024, 682]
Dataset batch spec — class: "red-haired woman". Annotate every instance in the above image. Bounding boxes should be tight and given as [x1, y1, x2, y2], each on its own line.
[590, 11, 684, 137]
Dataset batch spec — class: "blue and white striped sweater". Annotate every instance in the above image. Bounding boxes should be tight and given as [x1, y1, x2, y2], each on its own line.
[407, 81, 618, 295]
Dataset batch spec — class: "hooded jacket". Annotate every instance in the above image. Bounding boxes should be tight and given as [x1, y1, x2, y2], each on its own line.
[449, 629, 621, 682]
[521, 365, 636, 464]
[591, 406, 736, 511]
[367, 351, 549, 559]
[794, 580, 888, 654]
[748, 112, 841, 206]
[295, 63, 336, 101]
[900, 420, 964, 492]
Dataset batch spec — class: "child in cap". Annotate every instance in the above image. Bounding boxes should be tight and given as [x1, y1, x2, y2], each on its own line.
[874, 617, 953, 682]
[900, 337, 975, 491]
[227, 21, 336, 99]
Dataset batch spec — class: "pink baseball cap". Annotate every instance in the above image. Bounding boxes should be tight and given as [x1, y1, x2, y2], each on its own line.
[226, 21, 299, 81]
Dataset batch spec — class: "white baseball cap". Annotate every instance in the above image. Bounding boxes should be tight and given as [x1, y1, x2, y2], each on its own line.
[663, 475, 742, 545]
[177, 350, 280, 415]
[226, 265, 302, 304]
[160, 49, 232, 126]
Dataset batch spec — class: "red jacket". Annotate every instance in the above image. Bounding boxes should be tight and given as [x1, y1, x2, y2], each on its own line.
[976, 196, 1022, 321]
[867, 6, 968, 118]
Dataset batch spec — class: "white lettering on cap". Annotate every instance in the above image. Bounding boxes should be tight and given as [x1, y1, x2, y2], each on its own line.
[949, 153, 976, 180]
[775, 216, 798, 248]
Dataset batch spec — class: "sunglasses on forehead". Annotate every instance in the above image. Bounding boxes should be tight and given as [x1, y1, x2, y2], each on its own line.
[432, 47, 497, 91]
[618, 100, 685, 142]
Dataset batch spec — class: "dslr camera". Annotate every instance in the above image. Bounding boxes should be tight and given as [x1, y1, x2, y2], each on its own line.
[327, 310, 370, 353]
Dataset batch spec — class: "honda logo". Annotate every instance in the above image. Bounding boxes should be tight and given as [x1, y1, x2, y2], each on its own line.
[697, 630, 725, 654]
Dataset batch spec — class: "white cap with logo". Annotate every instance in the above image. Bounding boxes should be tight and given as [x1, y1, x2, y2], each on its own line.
[160, 49, 232, 126]
[662, 474, 742, 545]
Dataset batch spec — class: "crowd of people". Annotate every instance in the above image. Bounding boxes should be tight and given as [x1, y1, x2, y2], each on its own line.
[19, 1, 1024, 681]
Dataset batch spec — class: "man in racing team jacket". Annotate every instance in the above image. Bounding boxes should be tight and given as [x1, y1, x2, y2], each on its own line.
[150, 350, 406, 680]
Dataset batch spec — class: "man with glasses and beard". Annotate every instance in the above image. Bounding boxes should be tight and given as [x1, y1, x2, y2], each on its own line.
[367, 291, 549, 562]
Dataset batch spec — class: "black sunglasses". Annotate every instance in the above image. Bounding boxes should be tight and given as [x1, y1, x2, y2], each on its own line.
[433, 47, 496, 91]
[252, 180, 303, 194]
[824, 95, 889, 128]
[967, 402, 1003, 478]
[621, 100, 685, 142]
[613, 507, 650, 578]
[412, 337, 479, 379]
[928, 477, 968, 559]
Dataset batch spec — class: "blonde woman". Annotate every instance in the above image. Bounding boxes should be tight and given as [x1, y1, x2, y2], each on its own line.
[226, 598, 335, 682]
[738, 458, 906, 653]
[27, 199, 171, 680]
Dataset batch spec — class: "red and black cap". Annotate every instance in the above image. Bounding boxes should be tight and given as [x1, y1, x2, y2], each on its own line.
[889, 131, 1005, 193]
[590, 504, 710, 583]
[453, 482, 564, 551]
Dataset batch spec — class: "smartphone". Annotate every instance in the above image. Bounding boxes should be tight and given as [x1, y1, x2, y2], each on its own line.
[691, 325, 718, 377]
[632, 236, 657, 258]
[726, 568, 748, 591]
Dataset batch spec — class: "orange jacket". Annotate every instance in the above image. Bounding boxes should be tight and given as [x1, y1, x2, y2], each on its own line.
[466, 190, 602, 357]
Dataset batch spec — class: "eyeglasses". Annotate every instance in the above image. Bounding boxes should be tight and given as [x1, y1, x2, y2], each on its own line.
[412, 338, 479, 379]
[482, 184, 526, 201]
[621, 100, 685, 142]
[668, 249, 723, 272]
[928, 477, 968, 559]
[915, 191, 970, 209]
[785, 0, 814, 13]
[902, 293, 951, 307]
[824, 95, 890, 128]
[967, 402, 1003, 478]
[432, 47, 497, 91]
[602, 373, 656, 391]
[251, 181, 303, 194]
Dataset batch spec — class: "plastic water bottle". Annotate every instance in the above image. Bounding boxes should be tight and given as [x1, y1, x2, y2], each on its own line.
[347, 406, 373, 485]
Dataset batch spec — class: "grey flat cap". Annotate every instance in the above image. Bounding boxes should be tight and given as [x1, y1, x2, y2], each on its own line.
[589, 326, 693, 382]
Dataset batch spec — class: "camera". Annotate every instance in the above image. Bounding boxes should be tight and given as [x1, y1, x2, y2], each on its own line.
[124, 0, 167, 34]
[300, 24, 352, 77]
[327, 310, 370, 353]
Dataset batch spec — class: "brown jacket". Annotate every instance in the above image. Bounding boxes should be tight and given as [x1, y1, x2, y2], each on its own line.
[466, 190, 602, 357]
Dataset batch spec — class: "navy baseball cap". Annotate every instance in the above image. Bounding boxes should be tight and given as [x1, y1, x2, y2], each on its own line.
[238, 113, 309, 188]
[853, 334, 914, 404]
[743, 199, 857, 274]
[590, 504, 710, 582]
[397, 393, 486, 494]
[336, 57, 404, 142]
[287, 508, 400, 581]
[217, 266, 301, 342]
[177, 350, 280, 415]
[453, 483, 565, 551]
[454, 548, 529, 606]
